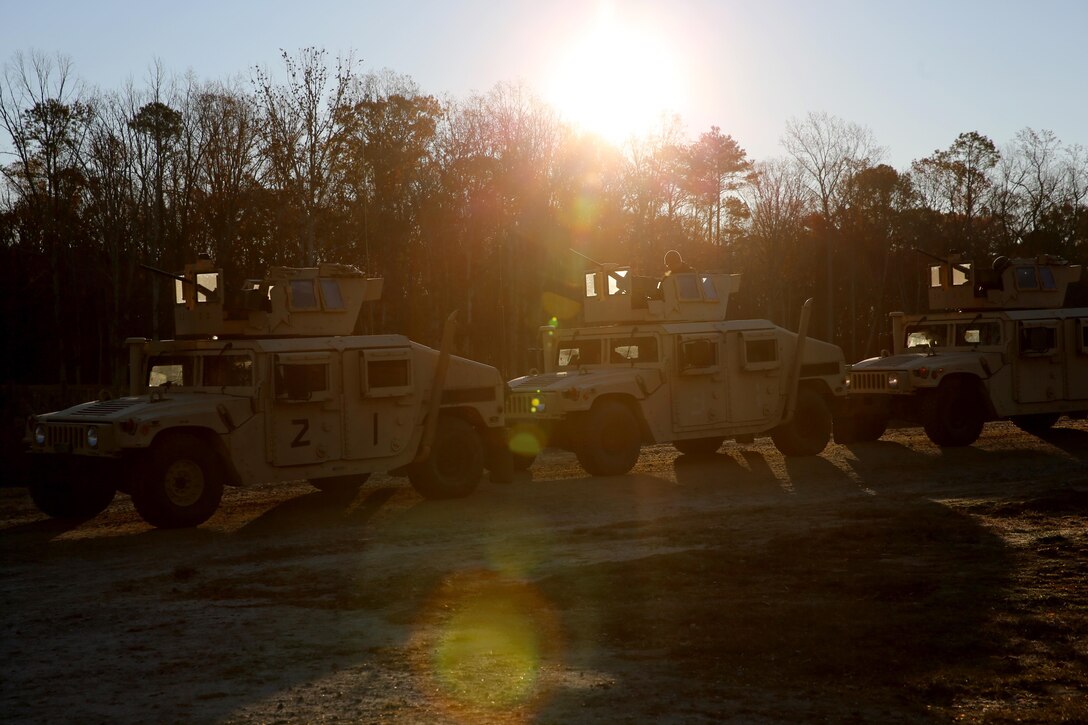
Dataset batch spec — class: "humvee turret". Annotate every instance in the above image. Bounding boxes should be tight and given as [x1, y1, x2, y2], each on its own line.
[843, 252, 1088, 446]
[505, 262, 849, 475]
[25, 259, 510, 528]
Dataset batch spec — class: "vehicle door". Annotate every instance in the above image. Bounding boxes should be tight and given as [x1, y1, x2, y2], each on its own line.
[268, 351, 343, 466]
[341, 347, 417, 462]
[1014, 319, 1065, 403]
[728, 329, 781, 424]
[672, 333, 729, 430]
[1071, 318, 1088, 401]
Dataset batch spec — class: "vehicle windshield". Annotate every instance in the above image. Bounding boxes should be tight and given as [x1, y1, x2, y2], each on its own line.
[147, 352, 253, 389]
[906, 320, 1002, 350]
[556, 340, 602, 370]
[905, 324, 947, 349]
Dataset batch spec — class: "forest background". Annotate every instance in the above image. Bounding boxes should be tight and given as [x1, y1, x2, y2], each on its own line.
[2, 48, 1086, 393]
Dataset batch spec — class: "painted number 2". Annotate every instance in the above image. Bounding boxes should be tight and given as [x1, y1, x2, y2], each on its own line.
[291, 418, 310, 448]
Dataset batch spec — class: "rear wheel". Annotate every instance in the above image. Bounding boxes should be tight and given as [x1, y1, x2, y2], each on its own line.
[1011, 413, 1061, 434]
[921, 381, 985, 447]
[575, 400, 642, 476]
[673, 437, 724, 456]
[409, 416, 484, 499]
[132, 434, 224, 528]
[771, 388, 832, 457]
[28, 459, 116, 520]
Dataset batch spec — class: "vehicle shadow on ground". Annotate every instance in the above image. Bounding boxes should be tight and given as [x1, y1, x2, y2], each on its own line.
[233, 485, 399, 539]
[528, 492, 1015, 722]
[1038, 426, 1088, 462]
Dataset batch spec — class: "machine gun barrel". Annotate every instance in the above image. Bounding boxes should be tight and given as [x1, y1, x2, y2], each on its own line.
[139, 263, 218, 299]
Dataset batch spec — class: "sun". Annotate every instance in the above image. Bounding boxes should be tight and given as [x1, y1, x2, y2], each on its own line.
[544, 6, 687, 146]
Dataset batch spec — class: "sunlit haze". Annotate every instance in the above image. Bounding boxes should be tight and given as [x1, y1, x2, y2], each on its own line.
[2, 0, 1086, 168]
[543, 4, 688, 144]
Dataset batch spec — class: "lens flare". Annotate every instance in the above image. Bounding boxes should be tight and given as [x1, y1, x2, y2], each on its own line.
[414, 570, 562, 721]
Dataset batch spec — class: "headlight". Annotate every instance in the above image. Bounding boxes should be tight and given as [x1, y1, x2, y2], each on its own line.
[86, 426, 99, 449]
[887, 373, 899, 390]
[34, 424, 46, 446]
[531, 397, 546, 413]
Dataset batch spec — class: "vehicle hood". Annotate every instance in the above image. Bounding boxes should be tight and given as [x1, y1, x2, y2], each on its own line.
[508, 367, 664, 394]
[37, 392, 246, 423]
[851, 353, 930, 370]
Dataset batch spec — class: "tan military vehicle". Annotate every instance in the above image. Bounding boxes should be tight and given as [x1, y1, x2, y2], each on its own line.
[505, 261, 849, 475]
[843, 252, 1087, 446]
[25, 259, 510, 528]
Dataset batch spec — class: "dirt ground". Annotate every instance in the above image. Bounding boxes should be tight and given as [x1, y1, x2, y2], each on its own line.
[2, 420, 1087, 724]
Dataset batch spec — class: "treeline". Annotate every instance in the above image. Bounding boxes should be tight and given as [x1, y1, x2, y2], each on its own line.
[2, 48, 1086, 387]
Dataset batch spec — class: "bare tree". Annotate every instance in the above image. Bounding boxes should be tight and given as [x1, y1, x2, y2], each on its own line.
[742, 157, 809, 325]
[254, 47, 357, 265]
[0, 50, 92, 385]
[781, 111, 883, 340]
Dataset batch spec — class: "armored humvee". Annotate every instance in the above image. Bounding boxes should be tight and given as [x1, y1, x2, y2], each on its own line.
[25, 259, 510, 528]
[505, 262, 849, 475]
[843, 253, 1087, 446]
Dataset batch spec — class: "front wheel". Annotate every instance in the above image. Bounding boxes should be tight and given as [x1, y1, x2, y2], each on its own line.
[574, 400, 642, 476]
[28, 459, 116, 520]
[408, 416, 484, 499]
[921, 381, 985, 447]
[132, 434, 225, 528]
[771, 388, 832, 457]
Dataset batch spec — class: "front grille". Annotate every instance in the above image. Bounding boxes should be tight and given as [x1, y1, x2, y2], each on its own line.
[44, 424, 86, 451]
[507, 394, 535, 415]
[851, 371, 890, 393]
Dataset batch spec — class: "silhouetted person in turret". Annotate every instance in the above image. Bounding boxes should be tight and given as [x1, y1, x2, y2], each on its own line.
[663, 249, 693, 276]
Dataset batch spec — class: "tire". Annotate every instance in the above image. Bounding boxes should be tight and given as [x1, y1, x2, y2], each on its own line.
[574, 400, 642, 476]
[131, 434, 225, 528]
[1011, 413, 1061, 434]
[310, 473, 370, 496]
[771, 388, 832, 457]
[673, 437, 724, 456]
[921, 381, 985, 447]
[28, 458, 116, 520]
[408, 416, 485, 500]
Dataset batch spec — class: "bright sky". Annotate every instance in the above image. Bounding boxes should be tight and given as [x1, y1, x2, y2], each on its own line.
[3, 0, 1086, 169]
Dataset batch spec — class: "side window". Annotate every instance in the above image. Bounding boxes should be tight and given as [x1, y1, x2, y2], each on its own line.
[701, 276, 719, 301]
[275, 353, 331, 401]
[1018, 322, 1058, 356]
[955, 321, 1001, 347]
[363, 349, 413, 397]
[319, 279, 345, 310]
[741, 333, 779, 371]
[610, 336, 659, 363]
[289, 279, 319, 310]
[679, 337, 718, 372]
[1079, 319, 1088, 354]
[584, 272, 599, 298]
[203, 354, 254, 387]
[1015, 266, 1039, 290]
[674, 274, 701, 301]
